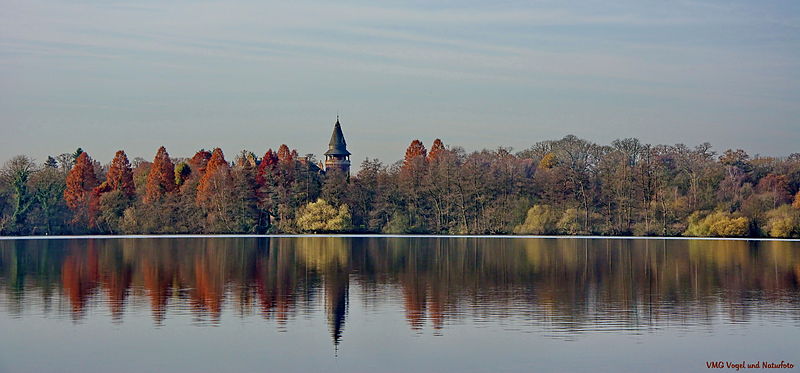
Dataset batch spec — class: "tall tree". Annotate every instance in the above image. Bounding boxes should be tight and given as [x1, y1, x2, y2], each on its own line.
[188, 150, 213, 177]
[255, 149, 280, 230]
[256, 149, 278, 187]
[427, 139, 445, 162]
[64, 152, 99, 228]
[196, 148, 235, 232]
[277, 144, 293, 163]
[197, 148, 231, 204]
[93, 150, 136, 233]
[98, 150, 136, 197]
[1, 155, 37, 233]
[144, 146, 177, 204]
[400, 140, 429, 230]
[29, 166, 67, 235]
[403, 140, 427, 172]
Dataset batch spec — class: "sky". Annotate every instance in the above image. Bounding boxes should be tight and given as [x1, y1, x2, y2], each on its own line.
[1, 0, 798, 166]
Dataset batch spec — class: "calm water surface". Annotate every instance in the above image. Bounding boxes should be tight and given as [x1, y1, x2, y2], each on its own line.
[1, 237, 799, 373]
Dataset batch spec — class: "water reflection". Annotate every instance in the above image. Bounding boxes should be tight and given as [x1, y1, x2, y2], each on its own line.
[1, 238, 799, 346]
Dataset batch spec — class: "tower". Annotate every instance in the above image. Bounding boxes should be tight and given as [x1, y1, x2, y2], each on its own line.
[324, 118, 351, 174]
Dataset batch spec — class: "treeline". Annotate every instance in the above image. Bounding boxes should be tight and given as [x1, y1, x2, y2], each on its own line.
[1, 135, 799, 237]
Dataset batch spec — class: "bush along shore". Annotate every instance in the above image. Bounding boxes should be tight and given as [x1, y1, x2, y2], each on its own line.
[1, 136, 799, 237]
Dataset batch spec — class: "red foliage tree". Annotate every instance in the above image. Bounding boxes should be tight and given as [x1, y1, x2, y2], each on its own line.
[427, 139, 445, 162]
[189, 150, 213, 177]
[756, 173, 791, 206]
[144, 146, 177, 203]
[64, 152, 99, 226]
[256, 149, 279, 186]
[197, 148, 230, 204]
[96, 150, 135, 196]
[403, 140, 427, 171]
[277, 144, 293, 163]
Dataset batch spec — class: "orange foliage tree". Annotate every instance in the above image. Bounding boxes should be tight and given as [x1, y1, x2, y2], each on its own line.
[188, 149, 213, 177]
[277, 144, 293, 163]
[196, 148, 231, 204]
[96, 150, 135, 196]
[402, 139, 428, 174]
[144, 146, 177, 203]
[427, 139, 445, 162]
[64, 152, 99, 227]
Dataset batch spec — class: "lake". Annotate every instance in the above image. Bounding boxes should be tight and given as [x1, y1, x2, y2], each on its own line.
[1, 237, 798, 372]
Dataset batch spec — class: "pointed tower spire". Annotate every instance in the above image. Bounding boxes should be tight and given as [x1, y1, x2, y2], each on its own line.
[324, 117, 351, 174]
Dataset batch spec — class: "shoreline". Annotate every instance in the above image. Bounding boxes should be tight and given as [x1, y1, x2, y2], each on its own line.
[1, 234, 799, 242]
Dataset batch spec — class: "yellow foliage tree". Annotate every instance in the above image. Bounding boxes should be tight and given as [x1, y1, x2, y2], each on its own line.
[764, 205, 800, 238]
[557, 208, 589, 235]
[685, 211, 749, 237]
[514, 205, 559, 234]
[538, 153, 557, 169]
[296, 199, 352, 233]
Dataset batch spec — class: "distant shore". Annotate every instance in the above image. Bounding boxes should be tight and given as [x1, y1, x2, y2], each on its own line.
[1, 234, 799, 242]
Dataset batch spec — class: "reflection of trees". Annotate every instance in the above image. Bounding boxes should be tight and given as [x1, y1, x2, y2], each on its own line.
[61, 241, 99, 318]
[1, 238, 799, 342]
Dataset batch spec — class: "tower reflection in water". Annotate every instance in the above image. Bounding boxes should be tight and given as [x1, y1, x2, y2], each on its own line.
[1, 237, 799, 346]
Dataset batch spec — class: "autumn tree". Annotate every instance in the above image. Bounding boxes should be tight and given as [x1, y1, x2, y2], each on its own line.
[755, 174, 791, 208]
[277, 144, 293, 163]
[144, 146, 177, 204]
[763, 205, 800, 238]
[256, 144, 309, 232]
[188, 150, 212, 178]
[64, 152, 99, 228]
[349, 158, 399, 232]
[402, 140, 427, 172]
[399, 140, 429, 231]
[296, 199, 352, 233]
[197, 148, 230, 203]
[196, 148, 238, 232]
[93, 150, 136, 233]
[255, 149, 280, 230]
[228, 151, 260, 232]
[514, 205, 558, 234]
[256, 149, 278, 188]
[684, 211, 749, 237]
[423, 141, 463, 233]
[427, 139, 445, 162]
[98, 150, 135, 197]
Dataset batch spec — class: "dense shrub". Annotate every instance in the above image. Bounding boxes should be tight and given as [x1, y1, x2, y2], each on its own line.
[685, 211, 749, 237]
[514, 205, 558, 234]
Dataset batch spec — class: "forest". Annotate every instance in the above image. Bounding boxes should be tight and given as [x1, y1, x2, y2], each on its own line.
[0, 135, 799, 237]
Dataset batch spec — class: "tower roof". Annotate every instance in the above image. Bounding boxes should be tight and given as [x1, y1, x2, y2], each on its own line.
[324, 118, 351, 156]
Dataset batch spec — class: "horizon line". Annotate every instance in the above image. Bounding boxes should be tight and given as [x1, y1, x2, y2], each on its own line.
[1, 234, 798, 242]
